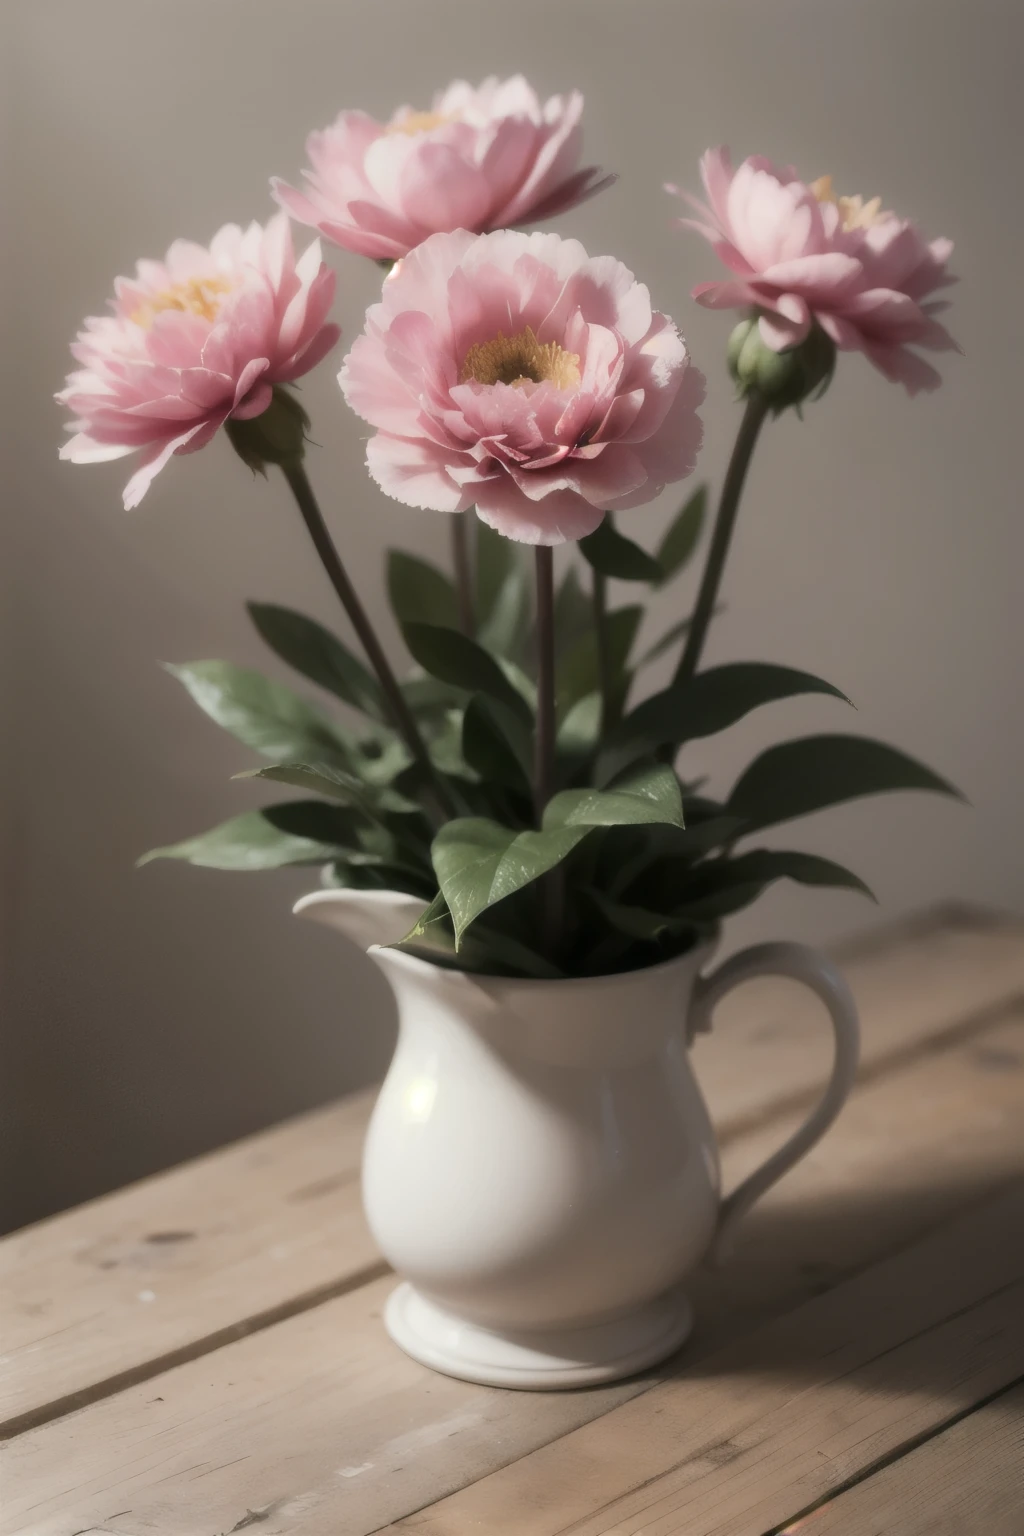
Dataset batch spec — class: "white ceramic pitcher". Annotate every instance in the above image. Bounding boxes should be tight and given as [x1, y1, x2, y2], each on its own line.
[296, 888, 859, 1390]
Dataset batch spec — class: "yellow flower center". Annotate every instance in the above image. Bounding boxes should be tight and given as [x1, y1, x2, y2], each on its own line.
[460, 327, 582, 391]
[131, 275, 234, 329]
[811, 174, 884, 232]
[386, 110, 454, 137]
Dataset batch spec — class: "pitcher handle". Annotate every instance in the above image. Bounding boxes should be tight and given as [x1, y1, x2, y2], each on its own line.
[689, 942, 860, 1264]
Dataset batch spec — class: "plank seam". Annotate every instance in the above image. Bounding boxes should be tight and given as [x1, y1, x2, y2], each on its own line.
[715, 992, 1024, 1148]
[0, 1258, 392, 1441]
[761, 1372, 1024, 1536]
[520, 1282, 1024, 1536]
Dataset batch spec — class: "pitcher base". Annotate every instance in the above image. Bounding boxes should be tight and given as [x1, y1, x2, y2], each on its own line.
[384, 1282, 693, 1390]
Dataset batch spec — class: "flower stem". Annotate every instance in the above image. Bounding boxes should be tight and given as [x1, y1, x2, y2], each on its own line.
[280, 459, 456, 819]
[451, 512, 475, 636]
[671, 391, 770, 687]
[534, 545, 564, 953]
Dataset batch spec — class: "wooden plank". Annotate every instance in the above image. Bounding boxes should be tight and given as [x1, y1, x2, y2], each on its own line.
[5, 1008, 1023, 1536]
[3, 908, 1023, 1437]
[798, 1381, 1024, 1536]
[386, 1184, 1024, 1536]
[0, 1088, 382, 1437]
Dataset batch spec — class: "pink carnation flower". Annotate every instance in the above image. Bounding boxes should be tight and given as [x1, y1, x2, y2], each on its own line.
[339, 229, 704, 545]
[58, 214, 340, 508]
[671, 148, 957, 394]
[272, 75, 613, 262]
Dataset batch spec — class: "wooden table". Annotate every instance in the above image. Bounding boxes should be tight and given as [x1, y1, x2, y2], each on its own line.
[4, 905, 1024, 1535]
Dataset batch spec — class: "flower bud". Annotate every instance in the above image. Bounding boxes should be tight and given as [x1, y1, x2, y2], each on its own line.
[727, 317, 836, 414]
[225, 385, 311, 474]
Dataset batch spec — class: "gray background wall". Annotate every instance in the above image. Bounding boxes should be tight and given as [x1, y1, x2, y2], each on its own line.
[3, 0, 1021, 1232]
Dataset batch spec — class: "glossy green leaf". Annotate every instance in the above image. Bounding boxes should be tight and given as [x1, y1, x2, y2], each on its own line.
[390, 892, 564, 979]
[461, 695, 532, 794]
[656, 486, 707, 583]
[432, 818, 589, 943]
[545, 761, 684, 832]
[236, 761, 418, 815]
[387, 551, 460, 629]
[598, 663, 851, 783]
[166, 661, 348, 762]
[579, 517, 664, 583]
[246, 603, 386, 720]
[727, 734, 965, 834]
[138, 801, 351, 871]
[402, 622, 532, 723]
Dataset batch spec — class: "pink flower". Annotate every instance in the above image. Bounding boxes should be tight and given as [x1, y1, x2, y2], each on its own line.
[58, 214, 340, 508]
[272, 75, 613, 262]
[671, 148, 958, 394]
[339, 229, 704, 545]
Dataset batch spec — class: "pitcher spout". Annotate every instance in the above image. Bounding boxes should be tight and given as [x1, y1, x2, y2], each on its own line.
[292, 888, 427, 953]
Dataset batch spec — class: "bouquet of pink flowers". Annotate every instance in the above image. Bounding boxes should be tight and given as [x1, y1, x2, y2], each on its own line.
[59, 78, 961, 979]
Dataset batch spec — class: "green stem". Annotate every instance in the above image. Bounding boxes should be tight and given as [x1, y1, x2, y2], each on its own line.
[280, 459, 456, 820]
[672, 391, 770, 687]
[451, 512, 475, 637]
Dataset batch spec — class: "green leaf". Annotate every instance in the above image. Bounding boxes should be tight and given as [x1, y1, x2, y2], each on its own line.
[664, 848, 873, 923]
[587, 890, 692, 944]
[579, 517, 664, 583]
[246, 603, 386, 721]
[725, 850, 875, 898]
[354, 734, 412, 788]
[557, 605, 642, 719]
[606, 815, 745, 903]
[138, 802, 351, 871]
[323, 859, 435, 898]
[387, 550, 460, 629]
[475, 520, 514, 620]
[475, 523, 532, 660]
[728, 734, 965, 834]
[656, 485, 707, 583]
[461, 695, 532, 795]
[400, 674, 466, 716]
[402, 622, 532, 723]
[421, 709, 476, 781]
[553, 566, 593, 655]
[666, 881, 766, 922]
[556, 692, 602, 766]
[167, 661, 348, 762]
[599, 663, 851, 783]
[544, 761, 684, 832]
[390, 892, 564, 979]
[236, 761, 418, 815]
[432, 818, 589, 944]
